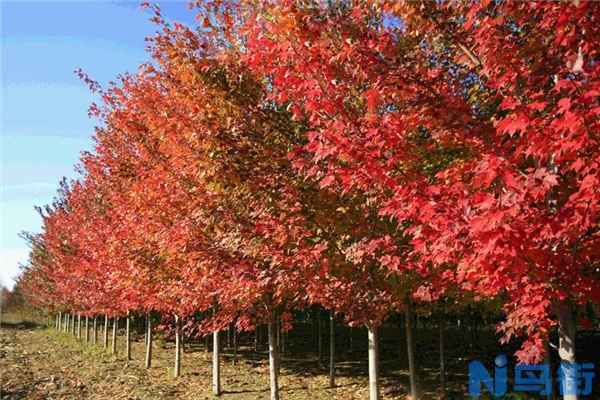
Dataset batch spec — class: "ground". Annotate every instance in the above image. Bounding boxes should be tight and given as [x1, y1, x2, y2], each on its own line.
[1, 312, 598, 399]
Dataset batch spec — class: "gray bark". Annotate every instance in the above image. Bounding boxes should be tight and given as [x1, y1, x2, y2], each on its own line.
[103, 315, 109, 349]
[145, 313, 152, 369]
[367, 325, 380, 400]
[213, 329, 221, 395]
[85, 316, 89, 343]
[406, 300, 418, 399]
[111, 316, 118, 355]
[329, 310, 335, 388]
[125, 311, 131, 360]
[268, 317, 280, 400]
[93, 317, 97, 344]
[174, 315, 181, 378]
[556, 303, 577, 400]
[77, 313, 81, 339]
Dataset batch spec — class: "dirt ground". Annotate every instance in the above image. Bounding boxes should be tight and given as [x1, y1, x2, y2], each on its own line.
[2, 313, 598, 399]
[0, 315, 417, 400]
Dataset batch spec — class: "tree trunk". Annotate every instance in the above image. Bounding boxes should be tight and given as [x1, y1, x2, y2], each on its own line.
[174, 315, 181, 378]
[317, 313, 322, 362]
[125, 311, 131, 361]
[103, 315, 109, 349]
[213, 329, 221, 395]
[57, 312, 62, 331]
[93, 317, 97, 344]
[268, 317, 280, 400]
[439, 320, 446, 400]
[112, 316, 118, 355]
[254, 326, 259, 352]
[545, 339, 556, 400]
[145, 313, 152, 369]
[85, 316, 89, 342]
[77, 313, 81, 339]
[556, 303, 577, 400]
[406, 300, 418, 400]
[349, 325, 353, 355]
[329, 310, 335, 388]
[72, 313, 76, 336]
[367, 325, 380, 400]
[232, 325, 238, 365]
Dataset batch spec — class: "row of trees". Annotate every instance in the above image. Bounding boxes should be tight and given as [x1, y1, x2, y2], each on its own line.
[15, 2, 599, 400]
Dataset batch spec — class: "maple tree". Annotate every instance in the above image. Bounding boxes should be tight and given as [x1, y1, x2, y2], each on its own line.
[14, 2, 599, 400]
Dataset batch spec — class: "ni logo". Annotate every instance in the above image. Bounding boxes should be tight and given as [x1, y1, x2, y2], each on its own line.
[468, 355, 596, 398]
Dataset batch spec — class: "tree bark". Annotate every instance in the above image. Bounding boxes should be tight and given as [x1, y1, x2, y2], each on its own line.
[317, 312, 322, 362]
[145, 313, 152, 369]
[254, 326, 259, 352]
[329, 310, 336, 388]
[57, 312, 61, 331]
[213, 329, 221, 395]
[93, 316, 97, 344]
[77, 313, 81, 339]
[545, 339, 556, 400]
[368, 325, 380, 400]
[72, 313, 76, 336]
[232, 325, 238, 365]
[406, 300, 418, 400]
[85, 316, 89, 343]
[125, 310, 131, 361]
[268, 317, 280, 400]
[111, 316, 118, 355]
[556, 303, 577, 400]
[439, 320, 446, 400]
[174, 315, 181, 378]
[103, 315, 109, 349]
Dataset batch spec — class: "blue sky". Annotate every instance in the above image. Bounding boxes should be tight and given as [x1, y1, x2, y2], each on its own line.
[1, 1, 196, 289]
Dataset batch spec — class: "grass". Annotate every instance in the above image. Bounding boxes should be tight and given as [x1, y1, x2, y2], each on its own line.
[1, 312, 598, 399]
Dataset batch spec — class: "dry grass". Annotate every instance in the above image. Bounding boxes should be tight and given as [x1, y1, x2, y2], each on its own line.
[0, 314, 406, 400]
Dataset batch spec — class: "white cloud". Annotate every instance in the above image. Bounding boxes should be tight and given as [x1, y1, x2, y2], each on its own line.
[0, 248, 29, 290]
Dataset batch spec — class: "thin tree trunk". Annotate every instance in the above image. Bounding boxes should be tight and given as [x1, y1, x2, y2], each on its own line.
[77, 313, 81, 339]
[227, 324, 232, 349]
[406, 300, 418, 400]
[368, 325, 380, 400]
[232, 325, 238, 365]
[103, 315, 109, 349]
[545, 339, 556, 400]
[268, 317, 280, 400]
[145, 313, 152, 369]
[57, 312, 62, 331]
[213, 329, 221, 395]
[329, 310, 335, 388]
[93, 316, 97, 344]
[174, 315, 181, 378]
[112, 316, 118, 355]
[255, 325, 260, 352]
[556, 303, 577, 400]
[349, 325, 353, 355]
[85, 316, 89, 342]
[439, 320, 446, 400]
[317, 313, 322, 362]
[72, 313, 76, 336]
[125, 310, 131, 361]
